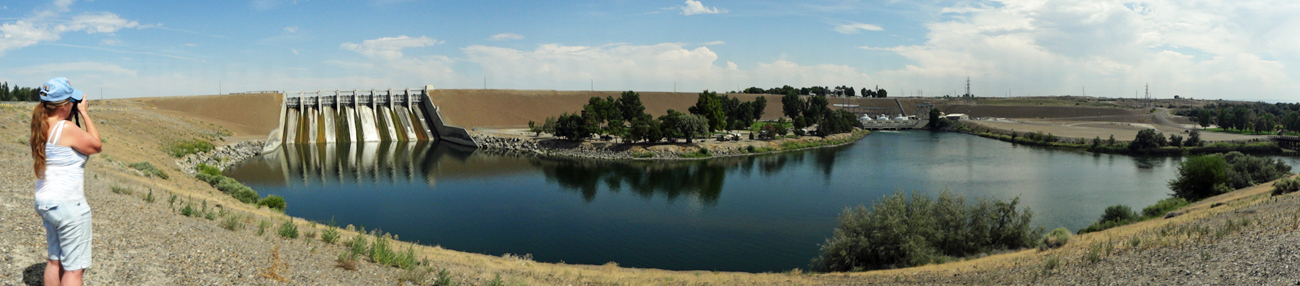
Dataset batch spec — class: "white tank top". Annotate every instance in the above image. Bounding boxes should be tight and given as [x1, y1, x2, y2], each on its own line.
[34, 120, 88, 202]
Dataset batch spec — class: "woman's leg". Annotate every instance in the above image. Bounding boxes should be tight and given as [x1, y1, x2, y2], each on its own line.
[61, 269, 84, 286]
[43, 259, 63, 286]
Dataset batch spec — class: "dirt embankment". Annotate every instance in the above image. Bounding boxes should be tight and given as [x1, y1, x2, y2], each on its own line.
[135, 93, 283, 140]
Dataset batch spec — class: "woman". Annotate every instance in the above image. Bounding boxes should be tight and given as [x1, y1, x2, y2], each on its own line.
[30, 77, 101, 286]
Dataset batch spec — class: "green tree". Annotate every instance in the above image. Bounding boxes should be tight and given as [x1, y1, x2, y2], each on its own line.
[804, 95, 830, 120]
[688, 90, 726, 132]
[616, 91, 646, 123]
[1130, 129, 1161, 150]
[554, 113, 590, 141]
[627, 114, 661, 143]
[752, 96, 767, 120]
[781, 92, 804, 119]
[678, 114, 710, 143]
[658, 110, 686, 142]
[1168, 155, 1231, 201]
[1186, 129, 1202, 147]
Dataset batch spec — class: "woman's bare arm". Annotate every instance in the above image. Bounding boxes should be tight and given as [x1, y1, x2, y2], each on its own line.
[62, 100, 102, 155]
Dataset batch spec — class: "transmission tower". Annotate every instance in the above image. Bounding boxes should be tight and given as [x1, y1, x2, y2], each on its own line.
[965, 77, 971, 97]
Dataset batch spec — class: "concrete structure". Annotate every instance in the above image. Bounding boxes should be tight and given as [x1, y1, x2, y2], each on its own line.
[262, 87, 477, 153]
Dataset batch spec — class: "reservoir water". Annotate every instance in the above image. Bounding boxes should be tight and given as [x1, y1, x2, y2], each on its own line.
[225, 131, 1299, 272]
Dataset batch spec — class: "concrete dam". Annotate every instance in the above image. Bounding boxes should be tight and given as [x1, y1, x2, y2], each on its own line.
[263, 88, 477, 152]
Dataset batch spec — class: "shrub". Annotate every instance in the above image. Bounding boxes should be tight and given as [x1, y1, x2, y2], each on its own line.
[220, 213, 244, 231]
[1141, 197, 1189, 218]
[348, 233, 369, 256]
[128, 162, 169, 180]
[1100, 205, 1137, 223]
[278, 220, 299, 239]
[144, 190, 155, 203]
[1040, 227, 1071, 249]
[196, 172, 222, 185]
[1171, 152, 1292, 201]
[166, 139, 214, 157]
[337, 251, 360, 271]
[434, 269, 455, 286]
[258, 220, 270, 236]
[370, 232, 396, 265]
[814, 191, 1038, 272]
[197, 163, 222, 176]
[110, 185, 132, 195]
[179, 203, 196, 217]
[1079, 204, 1145, 234]
[322, 224, 340, 244]
[258, 195, 287, 211]
[1274, 177, 1300, 196]
[214, 177, 245, 194]
[1169, 155, 1233, 201]
[1223, 152, 1292, 190]
[233, 188, 260, 204]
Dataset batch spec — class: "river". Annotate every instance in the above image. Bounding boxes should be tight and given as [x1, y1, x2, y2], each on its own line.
[224, 131, 1299, 272]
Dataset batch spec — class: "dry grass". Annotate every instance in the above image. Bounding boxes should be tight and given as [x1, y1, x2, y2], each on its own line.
[258, 244, 290, 282]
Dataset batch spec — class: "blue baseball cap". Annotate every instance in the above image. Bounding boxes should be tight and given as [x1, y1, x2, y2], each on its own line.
[39, 77, 84, 102]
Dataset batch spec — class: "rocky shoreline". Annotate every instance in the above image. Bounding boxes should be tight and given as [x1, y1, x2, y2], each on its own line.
[174, 140, 265, 175]
[470, 129, 871, 161]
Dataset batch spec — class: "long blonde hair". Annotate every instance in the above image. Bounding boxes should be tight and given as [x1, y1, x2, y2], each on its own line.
[30, 99, 71, 179]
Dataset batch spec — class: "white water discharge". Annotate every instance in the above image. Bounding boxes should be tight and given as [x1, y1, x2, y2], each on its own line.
[356, 105, 381, 142]
[342, 106, 358, 142]
[306, 106, 320, 143]
[321, 106, 338, 143]
[283, 110, 299, 143]
[378, 106, 400, 142]
[394, 106, 419, 141]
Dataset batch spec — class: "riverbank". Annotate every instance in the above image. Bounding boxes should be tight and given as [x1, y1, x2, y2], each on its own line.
[956, 121, 1293, 156]
[470, 129, 871, 161]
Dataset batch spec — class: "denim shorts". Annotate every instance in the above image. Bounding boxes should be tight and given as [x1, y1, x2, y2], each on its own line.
[35, 199, 93, 271]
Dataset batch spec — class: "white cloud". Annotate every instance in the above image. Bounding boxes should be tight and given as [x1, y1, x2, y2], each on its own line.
[0, 3, 142, 56]
[283, 26, 297, 33]
[489, 33, 524, 41]
[462, 42, 870, 91]
[339, 35, 442, 61]
[703, 41, 725, 45]
[866, 0, 1300, 101]
[19, 61, 138, 77]
[291, 49, 299, 55]
[832, 22, 883, 34]
[100, 38, 121, 46]
[678, 0, 726, 16]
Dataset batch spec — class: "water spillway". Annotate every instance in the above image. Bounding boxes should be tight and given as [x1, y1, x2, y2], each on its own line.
[264, 88, 478, 151]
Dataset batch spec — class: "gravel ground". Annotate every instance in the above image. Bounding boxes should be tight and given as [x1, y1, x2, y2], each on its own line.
[0, 147, 403, 285]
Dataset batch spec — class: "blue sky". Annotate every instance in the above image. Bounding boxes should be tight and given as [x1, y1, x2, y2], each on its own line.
[2, 0, 1298, 101]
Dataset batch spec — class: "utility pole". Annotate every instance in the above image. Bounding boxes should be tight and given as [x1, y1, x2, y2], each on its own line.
[219, 81, 222, 95]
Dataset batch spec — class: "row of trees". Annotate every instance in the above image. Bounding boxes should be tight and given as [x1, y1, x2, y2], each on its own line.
[739, 85, 888, 98]
[1181, 102, 1300, 134]
[0, 82, 42, 102]
[533, 90, 769, 143]
[780, 93, 863, 136]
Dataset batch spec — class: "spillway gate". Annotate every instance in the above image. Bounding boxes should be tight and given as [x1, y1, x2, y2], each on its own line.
[265, 88, 478, 151]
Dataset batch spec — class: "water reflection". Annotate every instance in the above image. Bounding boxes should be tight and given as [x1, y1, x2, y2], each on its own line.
[229, 142, 480, 187]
